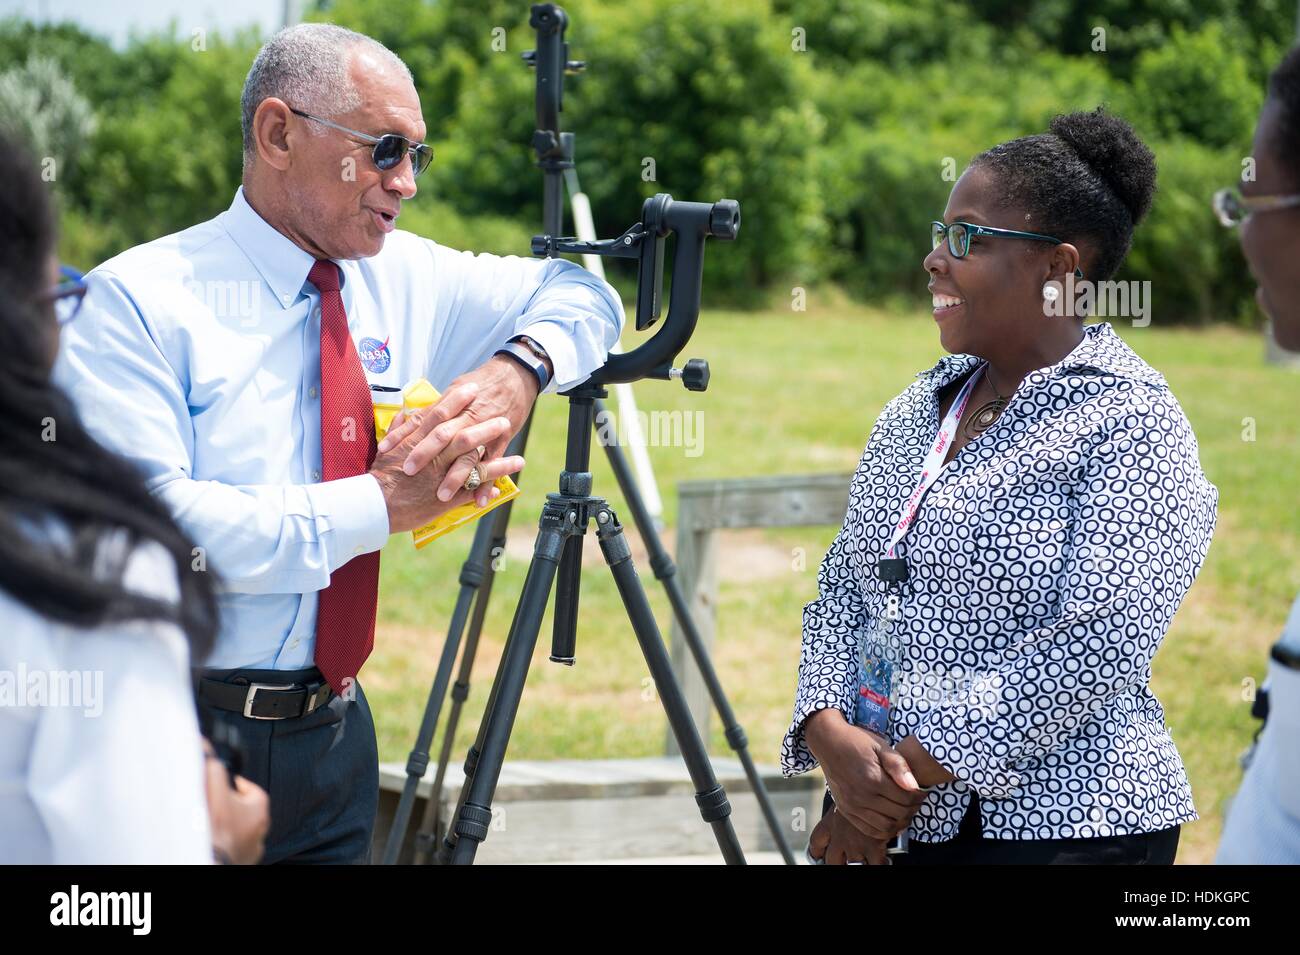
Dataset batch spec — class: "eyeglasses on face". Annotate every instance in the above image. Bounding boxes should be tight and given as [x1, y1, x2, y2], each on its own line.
[931, 219, 1067, 257]
[40, 265, 87, 325]
[930, 220, 1084, 279]
[1212, 187, 1300, 228]
[289, 107, 433, 178]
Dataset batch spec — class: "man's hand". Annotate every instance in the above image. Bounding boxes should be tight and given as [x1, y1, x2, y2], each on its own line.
[804, 709, 926, 840]
[376, 355, 542, 503]
[808, 806, 890, 865]
[203, 738, 269, 865]
[369, 381, 524, 534]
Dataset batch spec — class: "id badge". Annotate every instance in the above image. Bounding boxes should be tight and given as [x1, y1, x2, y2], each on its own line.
[854, 624, 895, 736]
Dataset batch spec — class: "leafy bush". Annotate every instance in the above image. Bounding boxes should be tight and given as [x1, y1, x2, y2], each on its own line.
[0, 0, 1285, 323]
[1131, 22, 1262, 149]
[0, 55, 97, 177]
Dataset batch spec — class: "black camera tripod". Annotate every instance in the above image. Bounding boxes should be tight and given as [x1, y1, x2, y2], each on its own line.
[450, 395, 744, 861]
[380, 3, 793, 865]
[441, 189, 744, 863]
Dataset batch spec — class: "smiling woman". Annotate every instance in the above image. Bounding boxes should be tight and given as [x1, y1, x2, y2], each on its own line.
[788, 108, 1219, 866]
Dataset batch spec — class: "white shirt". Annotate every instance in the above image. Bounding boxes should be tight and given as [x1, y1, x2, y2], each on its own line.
[53, 187, 625, 669]
[782, 323, 1219, 841]
[0, 530, 211, 863]
[1216, 594, 1300, 864]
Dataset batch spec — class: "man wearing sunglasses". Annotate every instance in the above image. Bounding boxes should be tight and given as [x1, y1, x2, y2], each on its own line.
[54, 22, 625, 864]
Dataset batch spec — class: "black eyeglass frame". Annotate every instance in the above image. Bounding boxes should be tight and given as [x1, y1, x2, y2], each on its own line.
[931, 220, 1085, 279]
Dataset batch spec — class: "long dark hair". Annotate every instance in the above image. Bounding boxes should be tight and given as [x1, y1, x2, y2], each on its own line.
[0, 133, 218, 661]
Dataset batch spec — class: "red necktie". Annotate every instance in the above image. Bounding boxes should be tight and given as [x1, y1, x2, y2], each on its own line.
[308, 259, 380, 696]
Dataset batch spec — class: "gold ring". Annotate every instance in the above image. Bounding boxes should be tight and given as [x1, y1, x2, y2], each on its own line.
[463, 466, 482, 492]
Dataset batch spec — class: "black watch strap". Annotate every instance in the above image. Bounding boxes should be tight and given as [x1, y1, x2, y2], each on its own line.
[496, 338, 551, 391]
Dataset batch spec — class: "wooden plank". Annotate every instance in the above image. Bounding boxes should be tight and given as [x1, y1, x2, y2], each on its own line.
[676, 473, 853, 530]
[667, 474, 853, 754]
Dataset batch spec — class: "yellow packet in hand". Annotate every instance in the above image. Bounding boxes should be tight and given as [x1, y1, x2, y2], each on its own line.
[373, 378, 520, 549]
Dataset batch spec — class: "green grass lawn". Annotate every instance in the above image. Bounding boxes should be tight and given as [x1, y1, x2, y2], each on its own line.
[367, 297, 1300, 864]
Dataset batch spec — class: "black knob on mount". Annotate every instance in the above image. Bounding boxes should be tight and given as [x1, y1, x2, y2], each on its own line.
[709, 200, 740, 240]
[680, 359, 710, 392]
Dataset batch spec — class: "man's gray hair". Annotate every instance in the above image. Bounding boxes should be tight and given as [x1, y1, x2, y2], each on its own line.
[240, 22, 412, 161]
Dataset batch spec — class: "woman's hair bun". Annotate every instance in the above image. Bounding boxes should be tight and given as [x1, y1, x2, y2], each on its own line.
[1049, 107, 1157, 224]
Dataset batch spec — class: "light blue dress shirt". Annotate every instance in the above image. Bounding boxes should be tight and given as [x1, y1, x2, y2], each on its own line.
[54, 187, 625, 670]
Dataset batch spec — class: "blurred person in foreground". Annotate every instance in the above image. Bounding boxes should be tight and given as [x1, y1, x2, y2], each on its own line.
[53, 23, 624, 863]
[1213, 44, 1300, 866]
[0, 132, 267, 864]
[784, 108, 1217, 864]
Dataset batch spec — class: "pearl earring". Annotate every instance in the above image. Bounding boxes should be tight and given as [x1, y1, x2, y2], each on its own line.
[1043, 283, 1060, 303]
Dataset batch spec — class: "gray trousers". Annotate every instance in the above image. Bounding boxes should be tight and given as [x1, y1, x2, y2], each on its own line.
[197, 665, 379, 864]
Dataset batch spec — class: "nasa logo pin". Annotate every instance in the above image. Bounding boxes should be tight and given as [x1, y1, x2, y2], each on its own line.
[358, 336, 392, 374]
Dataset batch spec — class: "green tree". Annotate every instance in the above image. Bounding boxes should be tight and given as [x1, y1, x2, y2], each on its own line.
[0, 55, 97, 182]
[1131, 22, 1262, 149]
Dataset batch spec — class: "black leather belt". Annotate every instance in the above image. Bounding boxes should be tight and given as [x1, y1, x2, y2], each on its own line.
[198, 676, 333, 720]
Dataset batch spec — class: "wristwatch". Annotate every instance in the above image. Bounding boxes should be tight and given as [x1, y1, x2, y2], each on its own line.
[495, 334, 552, 391]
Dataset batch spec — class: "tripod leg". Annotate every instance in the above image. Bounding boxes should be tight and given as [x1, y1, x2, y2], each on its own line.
[595, 400, 796, 863]
[382, 418, 534, 865]
[435, 581, 518, 865]
[448, 515, 567, 864]
[411, 529, 500, 864]
[592, 505, 746, 864]
[414, 473, 529, 863]
[381, 514, 492, 865]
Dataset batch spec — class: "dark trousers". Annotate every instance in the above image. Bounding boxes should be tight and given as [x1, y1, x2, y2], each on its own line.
[822, 791, 1180, 865]
[197, 666, 379, 865]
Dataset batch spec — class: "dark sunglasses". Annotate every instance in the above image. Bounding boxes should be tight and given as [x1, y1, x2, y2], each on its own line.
[39, 265, 88, 325]
[289, 107, 433, 178]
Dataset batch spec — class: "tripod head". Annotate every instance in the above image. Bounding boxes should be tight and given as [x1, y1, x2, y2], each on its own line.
[524, 3, 739, 395]
[533, 193, 740, 393]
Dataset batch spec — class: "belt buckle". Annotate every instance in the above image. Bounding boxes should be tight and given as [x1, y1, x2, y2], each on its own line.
[242, 682, 298, 720]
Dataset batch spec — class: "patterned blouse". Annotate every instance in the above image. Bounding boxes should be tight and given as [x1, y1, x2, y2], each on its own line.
[781, 322, 1218, 841]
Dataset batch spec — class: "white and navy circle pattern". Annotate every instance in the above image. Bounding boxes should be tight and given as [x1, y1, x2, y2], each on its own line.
[781, 322, 1218, 841]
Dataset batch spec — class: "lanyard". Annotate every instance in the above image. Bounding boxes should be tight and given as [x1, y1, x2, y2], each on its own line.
[884, 363, 986, 560]
[876, 364, 986, 623]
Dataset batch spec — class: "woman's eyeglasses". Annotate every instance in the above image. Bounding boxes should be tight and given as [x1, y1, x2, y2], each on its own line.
[40, 265, 88, 325]
[1212, 187, 1300, 227]
[931, 220, 1067, 258]
[931, 220, 1084, 278]
[289, 107, 434, 178]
